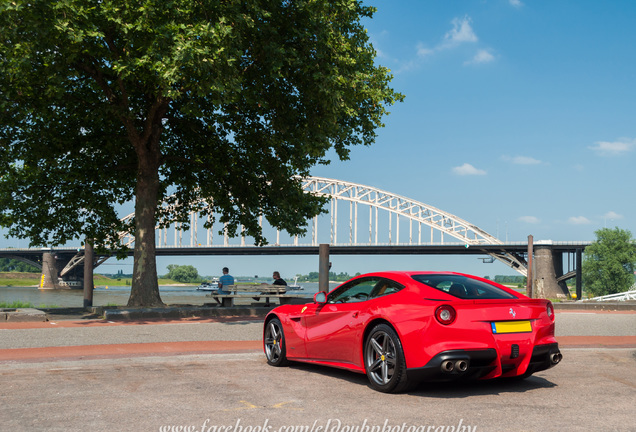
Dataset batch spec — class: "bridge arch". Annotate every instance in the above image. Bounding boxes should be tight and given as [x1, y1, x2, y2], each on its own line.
[302, 177, 500, 246]
[113, 176, 528, 275]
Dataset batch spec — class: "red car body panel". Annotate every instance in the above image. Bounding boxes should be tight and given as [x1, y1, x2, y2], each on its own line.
[264, 271, 560, 381]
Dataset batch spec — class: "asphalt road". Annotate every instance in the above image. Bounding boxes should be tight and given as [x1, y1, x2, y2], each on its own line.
[0, 311, 634, 432]
[1, 349, 635, 432]
[1, 310, 634, 350]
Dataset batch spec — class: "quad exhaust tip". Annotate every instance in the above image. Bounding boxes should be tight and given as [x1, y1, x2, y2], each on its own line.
[441, 360, 455, 372]
[455, 360, 469, 372]
[441, 359, 470, 373]
[550, 352, 562, 365]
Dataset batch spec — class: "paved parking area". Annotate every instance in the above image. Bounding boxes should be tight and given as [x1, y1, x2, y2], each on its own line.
[1, 348, 635, 432]
[0, 310, 634, 431]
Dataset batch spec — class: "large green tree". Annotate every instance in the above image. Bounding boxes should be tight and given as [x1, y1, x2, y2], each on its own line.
[0, 0, 402, 306]
[165, 264, 200, 284]
[582, 227, 636, 297]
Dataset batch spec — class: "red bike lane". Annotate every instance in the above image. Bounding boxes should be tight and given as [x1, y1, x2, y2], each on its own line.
[1, 311, 634, 363]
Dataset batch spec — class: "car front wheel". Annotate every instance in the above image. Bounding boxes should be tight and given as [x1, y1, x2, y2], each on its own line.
[364, 324, 410, 393]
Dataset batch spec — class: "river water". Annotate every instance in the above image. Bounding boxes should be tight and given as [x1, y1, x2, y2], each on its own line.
[0, 282, 340, 308]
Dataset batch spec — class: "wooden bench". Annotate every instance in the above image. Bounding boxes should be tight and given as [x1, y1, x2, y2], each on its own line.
[206, 284, 309, 307]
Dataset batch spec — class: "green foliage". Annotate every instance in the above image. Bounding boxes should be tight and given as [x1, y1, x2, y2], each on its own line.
[0, 300, 34, 308]
[0, 258, 39, 272]
[164, 264, 200, 284]
[0, 0, 402, 306]
[582, 227, 636, 297]
[494, 275, 526, 285]
[301, 271, 353, 282]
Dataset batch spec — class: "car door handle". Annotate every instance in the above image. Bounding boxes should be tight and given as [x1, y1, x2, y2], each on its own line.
[352, 312, 358, 318]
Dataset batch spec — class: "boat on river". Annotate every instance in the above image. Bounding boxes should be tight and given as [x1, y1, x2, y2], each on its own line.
[287, 276, 304, 291]
[196, 279, 219, 291]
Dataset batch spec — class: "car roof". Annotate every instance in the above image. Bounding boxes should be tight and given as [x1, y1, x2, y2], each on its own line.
[356, 271, 466, 279]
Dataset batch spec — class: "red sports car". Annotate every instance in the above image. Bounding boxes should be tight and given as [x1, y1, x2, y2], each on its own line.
[263, 271, 562, 392]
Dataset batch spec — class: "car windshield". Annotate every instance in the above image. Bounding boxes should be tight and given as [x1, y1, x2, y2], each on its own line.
[411, 274, 517, 299]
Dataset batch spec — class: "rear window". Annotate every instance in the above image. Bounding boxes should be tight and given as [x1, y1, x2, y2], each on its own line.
[411, 274, 517, 299]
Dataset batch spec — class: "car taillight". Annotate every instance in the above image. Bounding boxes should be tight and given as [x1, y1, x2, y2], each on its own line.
[435, 305, 456, 325]
[546, 302, 555, 321]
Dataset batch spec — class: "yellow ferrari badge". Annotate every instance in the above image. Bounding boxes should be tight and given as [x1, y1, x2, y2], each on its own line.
[301, 306, 307, 313]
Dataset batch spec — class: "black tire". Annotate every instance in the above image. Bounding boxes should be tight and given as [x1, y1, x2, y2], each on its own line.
[264, 318, 289, 366]
[364, 324, 410, 393]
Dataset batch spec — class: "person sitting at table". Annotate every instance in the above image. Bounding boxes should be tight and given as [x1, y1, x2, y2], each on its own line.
[215, 267, 234, 305]
[272, 271, 287, 286]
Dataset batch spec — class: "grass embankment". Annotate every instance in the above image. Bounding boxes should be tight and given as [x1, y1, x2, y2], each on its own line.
[92, 275, 184, 287]
[0, 272, 41, 286]
[0, 272, 183, 287]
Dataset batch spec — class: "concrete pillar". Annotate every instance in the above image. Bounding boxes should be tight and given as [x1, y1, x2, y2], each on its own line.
[526, 235, 533, 297]
[575, 248, 583, 301]
[534, 245, 569, 299]
[40, 252, 59, 290]
[83, 241, 94, 308]
[319, 244, 330, 293]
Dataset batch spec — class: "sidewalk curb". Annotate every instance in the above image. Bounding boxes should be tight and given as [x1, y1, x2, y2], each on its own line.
[4, 301, 635, 323]
[553, 302, 636, 311]
[102, 305, 272, 320]
[0, 308, 48, 322]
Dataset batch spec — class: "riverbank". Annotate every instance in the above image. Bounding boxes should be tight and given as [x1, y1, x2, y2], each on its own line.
[0, 282, 323, 310]
[0, 272, 186, 287]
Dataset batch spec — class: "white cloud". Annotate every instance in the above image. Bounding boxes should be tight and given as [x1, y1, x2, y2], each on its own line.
[588, 138, 635, 156]
[416, 43, 434, 58]
[464, 49, 495, 65]
[502, 155, 542, 165]
[603, 211, 623, 220]
[399, 15, 495, 73]
[452, 163, 487, 176]
[518, 216, 540, 224]
[444, 16, 478, 46]
[509, 0, 523, 8]
[513, 156, 541, 165]
[568, 216, 591, 225]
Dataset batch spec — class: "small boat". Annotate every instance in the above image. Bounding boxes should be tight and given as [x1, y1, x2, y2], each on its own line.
[197, 279, 219, 291]
[287, 276, 304, 291]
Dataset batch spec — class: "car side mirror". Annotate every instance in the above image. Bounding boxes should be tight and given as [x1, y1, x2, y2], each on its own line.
[314, 291, 327, 304]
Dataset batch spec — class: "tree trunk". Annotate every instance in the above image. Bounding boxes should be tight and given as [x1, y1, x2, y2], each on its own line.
[127, 126, 164, 307]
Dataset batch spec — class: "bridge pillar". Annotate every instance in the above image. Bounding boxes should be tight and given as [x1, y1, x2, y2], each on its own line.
[533, 245, 570, 299]
[40, 252, 59, 290]
[39, 252, 83, 290]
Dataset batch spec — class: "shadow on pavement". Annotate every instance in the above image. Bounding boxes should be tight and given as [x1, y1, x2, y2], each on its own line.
[286, 360, 557, 396]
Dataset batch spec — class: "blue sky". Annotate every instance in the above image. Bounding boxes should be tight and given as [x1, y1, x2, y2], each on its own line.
[4, 0, 636, 280]
[304, 0, 636, 279]
[316, 0, 636, 241]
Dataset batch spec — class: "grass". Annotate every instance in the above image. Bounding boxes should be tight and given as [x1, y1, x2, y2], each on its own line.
[0, 272, 190, 287]
[0, 300, 35, 308]
[0, 301, 63, 309]
[0, 272, 41, 286]
[95, 277, 185, 286]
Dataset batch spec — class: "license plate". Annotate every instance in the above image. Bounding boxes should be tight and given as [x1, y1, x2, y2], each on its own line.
[491, 320, 532, 334]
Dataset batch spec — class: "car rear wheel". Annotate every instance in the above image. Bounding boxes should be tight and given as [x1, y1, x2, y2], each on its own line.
[364, 324, 410, 393]
[264, 318, 288, 366]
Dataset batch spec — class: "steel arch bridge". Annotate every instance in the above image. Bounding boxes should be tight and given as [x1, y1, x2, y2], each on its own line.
[108, 176, 527, 276]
